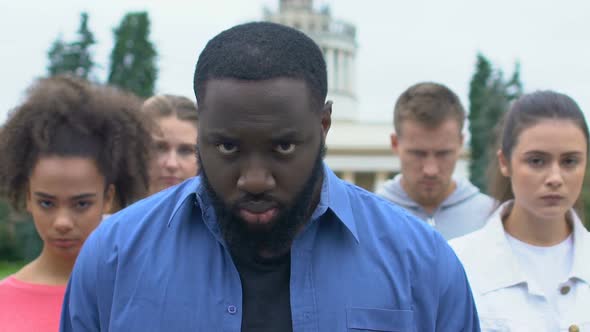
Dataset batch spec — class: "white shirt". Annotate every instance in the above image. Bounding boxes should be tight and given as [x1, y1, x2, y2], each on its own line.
[506, 232, 573, 311]
[450, 201, 590, 332]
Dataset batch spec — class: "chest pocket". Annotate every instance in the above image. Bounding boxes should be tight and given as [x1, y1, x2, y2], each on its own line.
[346, 307, 414, 332]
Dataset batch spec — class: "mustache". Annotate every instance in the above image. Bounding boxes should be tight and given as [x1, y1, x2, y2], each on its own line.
[235, 193, 277, 203]
[231, 194, 285, 210]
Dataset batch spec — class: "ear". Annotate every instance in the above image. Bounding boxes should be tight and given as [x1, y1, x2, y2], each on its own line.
[497, 150, 510, 177]
[102, 184, 116, 214]
[320, 101, 332, 141]
[459, 132, 465, 147]
[390, 132, 399, 154]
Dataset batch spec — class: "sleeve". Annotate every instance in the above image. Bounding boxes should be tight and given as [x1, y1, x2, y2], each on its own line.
[434, 236, 481, 332]
[59, 228, 105, 332]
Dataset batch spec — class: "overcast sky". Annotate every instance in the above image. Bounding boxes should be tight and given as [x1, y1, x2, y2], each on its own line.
[1, 0, 589, 125]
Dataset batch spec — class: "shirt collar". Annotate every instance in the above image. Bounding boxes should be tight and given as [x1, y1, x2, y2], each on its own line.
[166, 176, 201, 228]
[568, 211, 590, 284]
[477, 200, 590, 293]
[475, 201, 529, 294]
[167, 163, 359, 243]
[319, 163, 359, 242]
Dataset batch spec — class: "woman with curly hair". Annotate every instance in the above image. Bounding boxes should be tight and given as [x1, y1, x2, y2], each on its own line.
[0, 75, 152, 331]
[141, 94, 199, 195]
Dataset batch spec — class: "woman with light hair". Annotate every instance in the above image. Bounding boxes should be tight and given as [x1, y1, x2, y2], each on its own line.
[141, 94, 199, 195]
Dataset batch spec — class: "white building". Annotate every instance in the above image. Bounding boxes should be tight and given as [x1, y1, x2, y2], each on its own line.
[264, 0, 468, 191]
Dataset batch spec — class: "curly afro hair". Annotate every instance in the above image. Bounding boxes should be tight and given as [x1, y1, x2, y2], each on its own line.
[0, 75, 152, 211]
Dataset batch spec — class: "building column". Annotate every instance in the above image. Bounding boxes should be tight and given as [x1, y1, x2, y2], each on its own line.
[325, 48, 335, 92]
[342, 51, 349, 93]
[338, 50, 346, 92]
[349, 52, 356, 95]
[341, 171, 355, 184]
[373, 171, 389, 192]
[333, 49, 340, 91]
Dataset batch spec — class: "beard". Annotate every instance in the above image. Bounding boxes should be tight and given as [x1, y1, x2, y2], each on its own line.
[198, 143, 326, 259]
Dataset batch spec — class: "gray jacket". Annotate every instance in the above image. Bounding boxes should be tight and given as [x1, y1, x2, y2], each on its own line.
[377, 174, 495, 240]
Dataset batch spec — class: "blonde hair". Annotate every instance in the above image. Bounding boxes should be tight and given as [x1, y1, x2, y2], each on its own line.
[141, 94, 198, 131]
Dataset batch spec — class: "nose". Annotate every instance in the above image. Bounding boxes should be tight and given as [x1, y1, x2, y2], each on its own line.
[545, 162, 564, 188]
[53, 211, 74, 234]
[423, 156, 439, 177]
[162, 150, 180, 171]
[237, 161, 276, 195]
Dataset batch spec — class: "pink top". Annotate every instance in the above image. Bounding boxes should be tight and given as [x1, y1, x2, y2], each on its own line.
[0, 276, 66, 332]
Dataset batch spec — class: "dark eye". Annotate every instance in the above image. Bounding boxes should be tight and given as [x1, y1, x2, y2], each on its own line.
[410, 151, 427, 158]
[178, 145, 196, 156]
[217, 143, 238, 155]
[38, 200, 54, 209]
[154, 142, 168, 153]
[75, 200, 92, 210]
[274, 143, 296, 155]
[562, 157, 580, 167]
[436, 151, 452, 158]
[527, 157, 545, 167]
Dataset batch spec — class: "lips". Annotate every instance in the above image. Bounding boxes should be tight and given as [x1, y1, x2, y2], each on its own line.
[540, 194, 565, 205]
[51, 238, 80, 249]
[420, 179, 438, 186]
[239, 208, 279, 224]
[236, 201, 279, 225]
[160, 176, 181, 185]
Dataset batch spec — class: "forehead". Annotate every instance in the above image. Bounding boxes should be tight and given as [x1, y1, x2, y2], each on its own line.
[155, 116, 197, 142]
[199, 78, 317, 135]
[514, 120, 587, 153]
[398, 119, 462, 149]
[29, 157, 105, 193]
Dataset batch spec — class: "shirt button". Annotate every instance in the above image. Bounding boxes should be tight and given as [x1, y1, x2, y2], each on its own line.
[560, 285, 571, 295]
[568, 324, 580, 332]
[227, 305, 237, 314]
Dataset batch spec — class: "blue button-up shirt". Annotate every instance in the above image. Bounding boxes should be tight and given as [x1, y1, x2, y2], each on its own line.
[61, 165, 479, 331]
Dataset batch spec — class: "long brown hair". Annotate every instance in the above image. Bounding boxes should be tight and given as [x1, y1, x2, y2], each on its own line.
[488, 90, 589, 207]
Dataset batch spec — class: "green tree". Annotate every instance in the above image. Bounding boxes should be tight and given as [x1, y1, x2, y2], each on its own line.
[468, 53, 522, 193]
[47, 12, 96, 79]
[108, 12, 157, 97]
[0, 201, 42, 262]
[47, 37, 67, 76]
[0, 200, 17, 261]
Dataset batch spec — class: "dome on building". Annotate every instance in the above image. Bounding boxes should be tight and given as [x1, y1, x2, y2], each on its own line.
[265, 0, 358, 122]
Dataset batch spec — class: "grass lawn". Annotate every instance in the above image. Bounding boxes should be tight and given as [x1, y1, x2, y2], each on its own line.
[0, 261, 24, 279]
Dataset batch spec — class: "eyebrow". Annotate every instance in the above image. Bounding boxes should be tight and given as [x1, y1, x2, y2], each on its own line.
[178, 143, 197, 149]
[270, 129, 303, 140]
[524, 150, 584, 155]
[33, 192, 98, 200]
[203, 128, 303, 140]
[202, 130, 237, 141]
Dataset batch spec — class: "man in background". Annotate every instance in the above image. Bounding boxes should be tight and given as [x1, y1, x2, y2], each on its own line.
[378, 82, 494, 240]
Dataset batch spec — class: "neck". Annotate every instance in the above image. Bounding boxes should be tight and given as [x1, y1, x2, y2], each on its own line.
[13, 247, 74, 285]
[503, 203, 572, 246]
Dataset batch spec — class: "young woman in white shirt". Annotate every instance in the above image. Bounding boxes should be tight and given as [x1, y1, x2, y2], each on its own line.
[451, 90, 590, 332]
